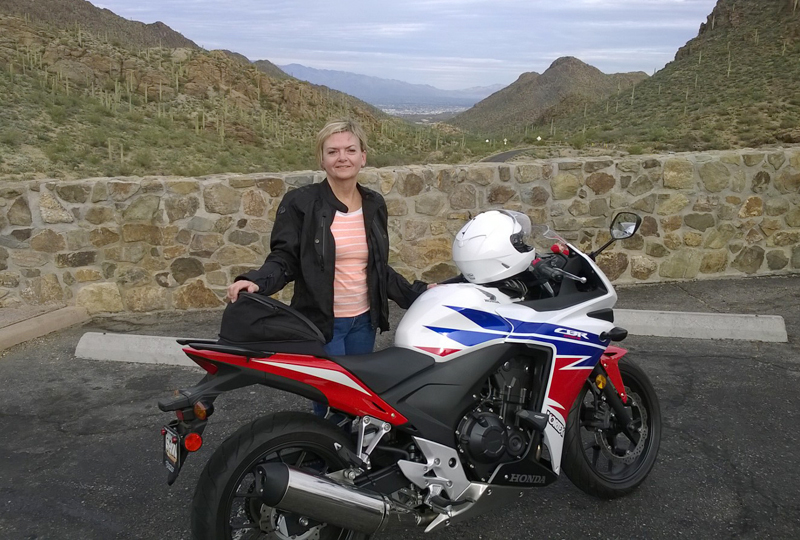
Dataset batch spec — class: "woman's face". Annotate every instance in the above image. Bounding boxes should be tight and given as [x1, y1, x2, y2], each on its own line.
[321, 131, 366, 183]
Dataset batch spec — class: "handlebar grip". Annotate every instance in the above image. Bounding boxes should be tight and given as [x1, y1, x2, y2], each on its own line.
[532, 260, 563, 282]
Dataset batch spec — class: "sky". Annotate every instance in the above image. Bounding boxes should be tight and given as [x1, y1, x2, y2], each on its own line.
[94, 0, 719, 90]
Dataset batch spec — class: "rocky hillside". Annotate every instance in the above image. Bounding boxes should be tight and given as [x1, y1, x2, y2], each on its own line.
[0, 0, 199, 49]
[447, 57, 648, 134]
[0, 12, 481, 180]
[550, 0, 800, 151]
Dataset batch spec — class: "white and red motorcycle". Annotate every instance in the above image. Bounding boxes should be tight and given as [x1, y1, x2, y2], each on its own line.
[159, 210, 661, 539]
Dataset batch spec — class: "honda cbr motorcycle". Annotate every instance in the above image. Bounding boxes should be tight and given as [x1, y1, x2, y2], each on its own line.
[159, 211, 661, 540]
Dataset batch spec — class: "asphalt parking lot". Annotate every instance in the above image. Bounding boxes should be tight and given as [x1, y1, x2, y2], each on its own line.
[1, 276, 799, 540]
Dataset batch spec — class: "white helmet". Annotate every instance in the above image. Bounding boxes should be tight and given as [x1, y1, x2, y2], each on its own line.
[453, 210, 536, 284]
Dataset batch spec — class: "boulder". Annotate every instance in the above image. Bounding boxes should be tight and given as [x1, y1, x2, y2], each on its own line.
[76, 283, 124, 314]
[39, 192, 74, 223]
[173, 280, 224, 309]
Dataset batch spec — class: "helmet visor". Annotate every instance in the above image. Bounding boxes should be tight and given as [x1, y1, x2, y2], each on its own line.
[499, 210, 534, 253]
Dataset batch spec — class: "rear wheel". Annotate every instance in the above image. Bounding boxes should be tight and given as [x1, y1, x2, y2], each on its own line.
[562, 357, 661, 499]
[191, 412, 369, 540]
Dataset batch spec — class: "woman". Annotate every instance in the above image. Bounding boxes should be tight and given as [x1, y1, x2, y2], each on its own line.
[227, 119, 429, 362]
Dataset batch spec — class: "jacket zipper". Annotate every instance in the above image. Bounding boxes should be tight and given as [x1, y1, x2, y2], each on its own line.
[370, 217, 387, 327]
[319, 209, 327, 271]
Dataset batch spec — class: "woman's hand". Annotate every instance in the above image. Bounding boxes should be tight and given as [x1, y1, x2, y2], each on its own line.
[227, 280, 259, 302]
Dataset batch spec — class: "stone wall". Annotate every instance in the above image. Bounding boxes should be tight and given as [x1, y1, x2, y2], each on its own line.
[1, 148, 799, 313]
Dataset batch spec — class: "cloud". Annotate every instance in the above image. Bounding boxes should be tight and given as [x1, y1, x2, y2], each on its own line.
[90, 0, 717, 88]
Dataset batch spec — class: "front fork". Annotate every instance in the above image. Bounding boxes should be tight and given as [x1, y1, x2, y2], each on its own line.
[593, 346, 639, 444]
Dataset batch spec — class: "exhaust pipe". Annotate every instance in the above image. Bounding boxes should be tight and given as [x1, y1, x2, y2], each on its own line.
[256, 463, 391, 535]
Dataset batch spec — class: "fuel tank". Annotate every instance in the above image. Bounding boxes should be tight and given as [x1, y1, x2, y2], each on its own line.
[394, 284, 515, 361]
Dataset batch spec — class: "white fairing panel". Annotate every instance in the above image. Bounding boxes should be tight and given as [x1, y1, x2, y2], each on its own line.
[395, 284, 515, 361]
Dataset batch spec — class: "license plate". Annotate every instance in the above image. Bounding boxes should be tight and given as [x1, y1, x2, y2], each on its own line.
[163, 426, 181, 473]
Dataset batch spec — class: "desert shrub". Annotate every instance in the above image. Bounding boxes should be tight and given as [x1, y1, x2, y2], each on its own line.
[85, 112, 104, 125]
[627, 145, 644, 155]
[569, 133, 586, 149]
[87, 128, 110, 147]
[126, 110, 144, 122]
[0, 129, 24, 147]
[47, 105, 67, 124]
[133, 149, 154, 168]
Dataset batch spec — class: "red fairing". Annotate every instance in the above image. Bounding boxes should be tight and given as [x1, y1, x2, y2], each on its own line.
[183, 348, 408, 425]
[546, 355, 601, 416]
[601, 346, 628, 403]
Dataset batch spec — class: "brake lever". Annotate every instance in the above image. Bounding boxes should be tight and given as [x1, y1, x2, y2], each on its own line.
[558, 269, 587, 284]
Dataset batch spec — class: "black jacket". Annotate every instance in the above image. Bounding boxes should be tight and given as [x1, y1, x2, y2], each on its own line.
[237, 179, 427, 342]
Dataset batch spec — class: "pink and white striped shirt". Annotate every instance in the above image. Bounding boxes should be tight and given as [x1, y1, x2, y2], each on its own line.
[331, 208, 369, 317]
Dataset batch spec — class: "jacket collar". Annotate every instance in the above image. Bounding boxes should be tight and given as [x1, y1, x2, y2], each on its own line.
[320, 178, 378, 214]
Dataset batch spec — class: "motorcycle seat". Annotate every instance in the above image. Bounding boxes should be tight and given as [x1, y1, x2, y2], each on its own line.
[329, 347, 435, 394]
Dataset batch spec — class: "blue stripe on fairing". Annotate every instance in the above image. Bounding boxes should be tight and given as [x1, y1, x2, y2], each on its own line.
[424, 312, 604, 352]
[424, 327, 503, 347]
[507, 319, 547, 334]
[444, 306, 513, 332]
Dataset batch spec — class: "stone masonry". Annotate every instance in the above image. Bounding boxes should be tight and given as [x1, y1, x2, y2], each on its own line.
[1, 148, 799, 313]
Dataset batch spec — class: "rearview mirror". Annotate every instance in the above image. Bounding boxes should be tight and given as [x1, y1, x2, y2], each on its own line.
[610, 212, 642, 240]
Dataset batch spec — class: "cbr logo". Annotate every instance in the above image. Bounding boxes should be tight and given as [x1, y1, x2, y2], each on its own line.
[555, 328, 589, 340]
[548, 412, 565, 437]
[509, 474, 546, 484]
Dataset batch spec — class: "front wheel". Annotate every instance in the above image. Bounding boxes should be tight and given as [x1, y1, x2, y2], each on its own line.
[562, 357, 661, 499]
[191, 411, 369, 540]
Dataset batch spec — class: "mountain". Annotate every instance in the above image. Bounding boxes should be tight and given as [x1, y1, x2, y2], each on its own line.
[447, 56, 648, 134]
[253, 59, 290, 80]
[0, 11, 485, 180]
[0, 0, 199, 50]
[279, 63, 505, 108]
[546, 0, 800, 150]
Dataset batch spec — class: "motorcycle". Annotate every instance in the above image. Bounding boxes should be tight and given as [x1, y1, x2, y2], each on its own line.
[159, 210, 661, 540]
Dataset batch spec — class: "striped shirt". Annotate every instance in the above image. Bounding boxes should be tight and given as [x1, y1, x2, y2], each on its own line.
[331, 208, 369, 317]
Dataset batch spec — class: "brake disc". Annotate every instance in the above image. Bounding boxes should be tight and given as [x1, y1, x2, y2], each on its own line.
[595, 391, 649, 465]
[258, 506, 324, 540]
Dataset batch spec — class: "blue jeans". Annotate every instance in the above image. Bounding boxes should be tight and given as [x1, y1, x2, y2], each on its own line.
[312, 311, 376, 418]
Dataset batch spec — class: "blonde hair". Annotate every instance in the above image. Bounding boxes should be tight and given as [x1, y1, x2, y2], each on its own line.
[315, 119, 368, 166]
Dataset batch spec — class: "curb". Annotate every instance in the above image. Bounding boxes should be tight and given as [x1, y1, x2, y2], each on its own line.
[0, 307, 91, 352]
[615, 309, 787, 343]
[75, 332, 201, 368]
[73, 309, 788, 367]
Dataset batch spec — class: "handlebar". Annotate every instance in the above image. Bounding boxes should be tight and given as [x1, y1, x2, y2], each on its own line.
[531, 258, 587, 284]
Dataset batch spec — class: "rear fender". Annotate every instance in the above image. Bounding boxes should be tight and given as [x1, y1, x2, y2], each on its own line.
[599, 345, 628, 403]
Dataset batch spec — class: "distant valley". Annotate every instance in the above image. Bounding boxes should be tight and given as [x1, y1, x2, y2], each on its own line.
[278, 63, 505, 118]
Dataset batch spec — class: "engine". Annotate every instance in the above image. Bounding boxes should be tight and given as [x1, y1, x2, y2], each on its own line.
[456, 357, 538, 481]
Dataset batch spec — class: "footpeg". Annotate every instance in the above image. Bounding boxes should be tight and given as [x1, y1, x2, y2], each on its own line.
[334, 442, 369, 469]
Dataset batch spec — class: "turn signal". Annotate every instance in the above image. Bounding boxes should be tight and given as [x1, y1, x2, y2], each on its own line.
[184, 433, 203, 452]
[595, 374, 607, 390]
[193, 401, 214, 421]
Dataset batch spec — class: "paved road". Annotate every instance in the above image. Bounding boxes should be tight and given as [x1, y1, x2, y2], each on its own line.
[1, 276, 799, 539]
[479, 147, 535, 162]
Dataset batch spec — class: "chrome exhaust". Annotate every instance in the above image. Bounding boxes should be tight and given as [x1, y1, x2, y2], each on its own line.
[257, 463, 392, 535]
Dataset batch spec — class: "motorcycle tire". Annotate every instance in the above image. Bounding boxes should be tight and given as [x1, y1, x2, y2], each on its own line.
[562, 357, 662, 499]
[191, 411, 370, 540]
